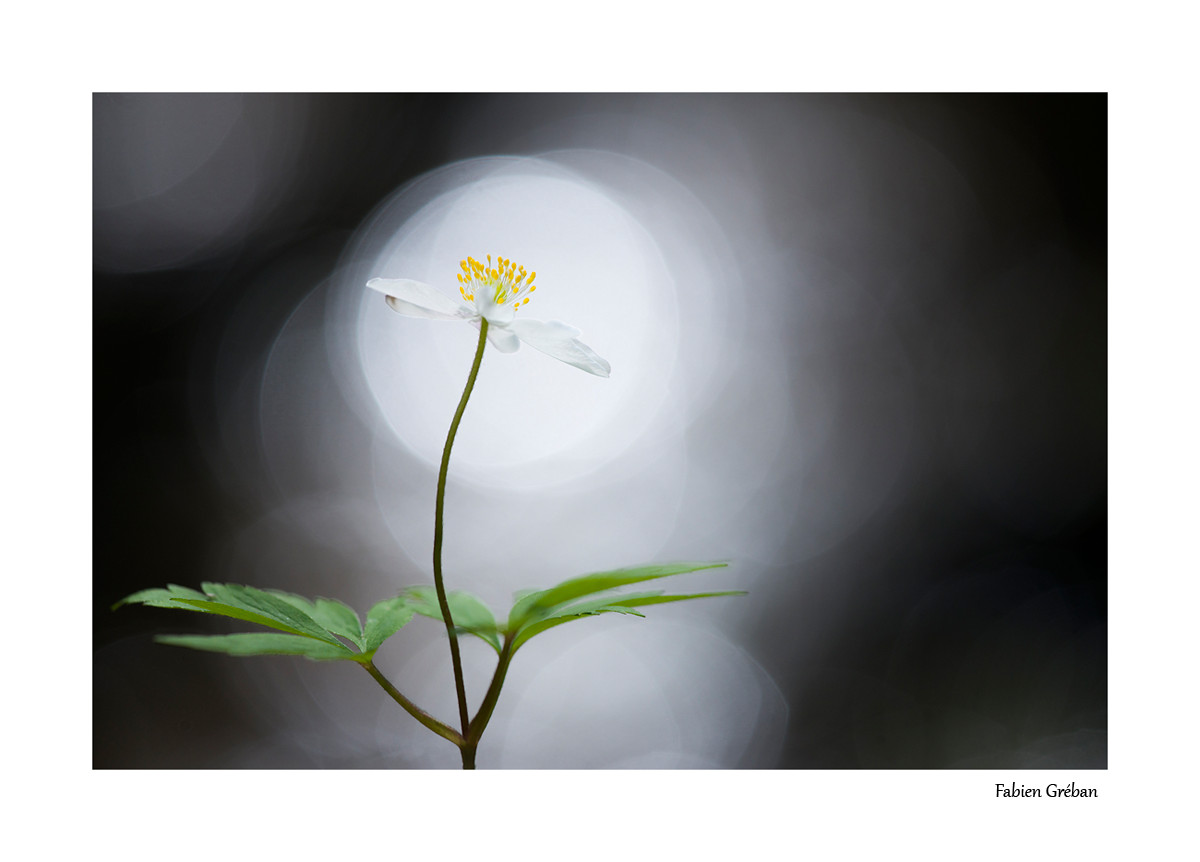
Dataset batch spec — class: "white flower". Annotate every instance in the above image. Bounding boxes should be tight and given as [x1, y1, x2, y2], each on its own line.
[368, 254, 611, 378]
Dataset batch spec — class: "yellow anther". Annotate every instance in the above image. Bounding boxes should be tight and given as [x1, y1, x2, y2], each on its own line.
[455, 253, 540, 311]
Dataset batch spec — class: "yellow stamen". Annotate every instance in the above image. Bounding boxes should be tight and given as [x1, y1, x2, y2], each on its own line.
[454, 253, 542, 314]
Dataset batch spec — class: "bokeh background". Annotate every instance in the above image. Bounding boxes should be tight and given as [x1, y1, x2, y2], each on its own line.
[94, 93, 1105, 769]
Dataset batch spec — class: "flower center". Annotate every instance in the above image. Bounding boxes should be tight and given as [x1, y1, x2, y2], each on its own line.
[457, 254, 538, 311]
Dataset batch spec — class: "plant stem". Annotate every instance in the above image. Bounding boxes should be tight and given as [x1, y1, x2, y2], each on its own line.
[361, 661, 464, 747]
[434, 319, 490, 748]
[456, 638, 514, 770]
[467, 636, 515, 749]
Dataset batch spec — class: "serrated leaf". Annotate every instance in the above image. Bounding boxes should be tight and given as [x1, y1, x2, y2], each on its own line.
[363, 597, 416, 654]
[155, 633, 359, 661]
[511, 587, 540, 603]
[188, 583, 346, 648]
[507, 561, 729, 632]
[313, 598, 365, 648]
[405, 586, 501, 653]
[119, 582, 349, 649]
[168, 598, 310, 634]
[509, 588, 746, 653]
[510, 605, 646, 653]
[604, 591, 747, 609]
[112, 583, 208, 610]
[266, 590, 365, 650]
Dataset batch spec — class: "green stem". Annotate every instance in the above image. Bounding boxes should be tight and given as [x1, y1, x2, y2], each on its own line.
[434, 318, 490, 750]
[361, 661, 464, 747]
[461, 635, 515, 767]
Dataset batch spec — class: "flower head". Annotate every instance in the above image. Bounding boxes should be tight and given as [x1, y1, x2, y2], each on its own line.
[368, 254, 610, 377]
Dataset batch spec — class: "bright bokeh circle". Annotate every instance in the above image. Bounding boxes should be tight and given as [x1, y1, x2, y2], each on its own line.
[354, 156, 684, 492]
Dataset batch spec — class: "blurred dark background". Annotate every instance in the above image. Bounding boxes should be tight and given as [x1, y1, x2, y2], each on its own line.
[94, 94, 1105, 768]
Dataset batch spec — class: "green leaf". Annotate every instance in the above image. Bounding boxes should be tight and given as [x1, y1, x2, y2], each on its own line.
[507, 561, 729, 632]
[118, 582, 350, 650]
[510, 605, 646, 653]
[115, 582, 434, 659]
[155, 633, 359, 661]
[506, 591, 666, 651]
[604, 591, 747, 609]
[313, 598, 365, 648]
[507, 569, 744, 654]
[112, 583, 208, 610]
[363, 597, 416, 654]
[538, 590, 665, 618]
[207, 583, 347, 648]
[164, 585, 342, 649]
[405, 586, 501, 653]
[267, 591, 365, 650]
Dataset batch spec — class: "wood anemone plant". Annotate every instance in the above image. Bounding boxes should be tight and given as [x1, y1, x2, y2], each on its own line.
[115, 254, 743, 768]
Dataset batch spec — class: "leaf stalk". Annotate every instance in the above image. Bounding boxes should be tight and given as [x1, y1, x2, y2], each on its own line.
[361, 661, 464, 747]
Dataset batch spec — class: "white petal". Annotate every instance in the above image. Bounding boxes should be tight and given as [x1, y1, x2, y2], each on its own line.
[472, 320, 521, 353]
[367, 278, 473, 320]
[507, 318, 611, 377]
[472, 290, 515, 326]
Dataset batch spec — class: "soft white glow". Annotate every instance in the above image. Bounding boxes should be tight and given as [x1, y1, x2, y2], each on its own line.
[355, 157, 681, 492]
